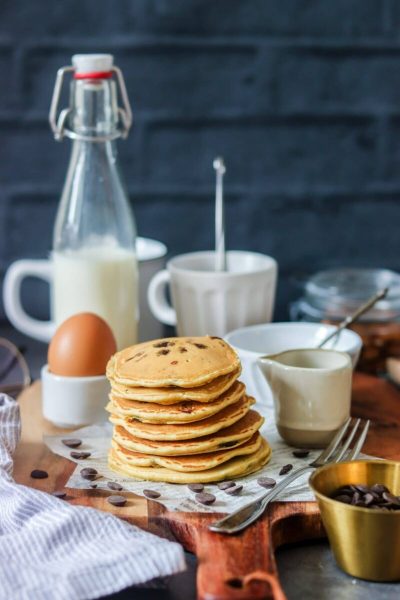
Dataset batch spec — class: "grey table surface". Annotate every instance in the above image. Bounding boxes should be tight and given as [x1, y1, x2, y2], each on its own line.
[3, 323, 399, 600]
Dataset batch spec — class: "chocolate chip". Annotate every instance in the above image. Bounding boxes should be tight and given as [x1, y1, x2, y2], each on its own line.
[292, 450, 310, 458]
[218, 481, 236, 490]
[180, 402, 194, 413]
[143, 489, 161, 499]
[364, 493, 374, 506]
[371, 484, 389, 494]
[170, 361, 178, 365]
[157, 349, 170, 356]
[80, 467, 97, 481]
[107, 495, 127, 507]
[279, 464, 293, 476]
[179, 347, 188, 353]
[383, 492, 400, 506]
[225, 485, 243, 496]
[195, 492, 216, 505]
[30, 469, 48, 479]
[70, 451, 91, 459]
[257, 477, 276, 489]
[372, 495, 386, 505]
[153, 341, 170, 348]
[370, 491, 381, 500]
[62, 438, 82, 448]
[107, 481, 123, 491]
[354, 484, 369, 494]
[334, 494, 352, 504]
[52, 490, 67, 499]
[188, 483, 204, 493]
[194, 343, 207, 349]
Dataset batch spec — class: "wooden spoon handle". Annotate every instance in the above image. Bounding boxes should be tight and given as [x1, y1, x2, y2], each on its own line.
[193, 518, 286, 600]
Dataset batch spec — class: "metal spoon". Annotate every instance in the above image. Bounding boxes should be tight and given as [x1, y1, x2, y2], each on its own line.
[318, 287, 389, 348]
[213, 157, 227, 271]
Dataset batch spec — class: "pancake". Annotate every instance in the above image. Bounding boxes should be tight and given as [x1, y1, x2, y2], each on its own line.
[108, 368, 240, 404]
[109, 395, 254, 441]
[111, 433, 263, 472]
[113, 409, 264, 455]
[108, 437, 271, 483]
[108, 336, 240, 388]
[107, 381, 245, 424]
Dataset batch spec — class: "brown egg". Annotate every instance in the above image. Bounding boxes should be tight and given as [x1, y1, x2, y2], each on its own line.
[48, 313, 117, 377]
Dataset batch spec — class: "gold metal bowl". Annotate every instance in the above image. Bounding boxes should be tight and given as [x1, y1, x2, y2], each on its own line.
[309, 460, 400, 581]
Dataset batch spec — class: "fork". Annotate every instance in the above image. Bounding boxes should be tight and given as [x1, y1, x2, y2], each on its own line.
[209, 417, 370, 534]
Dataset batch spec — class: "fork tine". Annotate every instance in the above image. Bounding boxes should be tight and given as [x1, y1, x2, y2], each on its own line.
[315, 417, 352, 464]
[332, 418, 361, 463]
[346, 419, 370, 461]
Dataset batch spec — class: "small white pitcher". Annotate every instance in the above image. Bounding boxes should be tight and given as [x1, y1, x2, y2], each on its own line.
[258, 348, 352, 448]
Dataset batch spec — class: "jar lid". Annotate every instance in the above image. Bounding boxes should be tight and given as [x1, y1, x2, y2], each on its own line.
[303, 268, 400, 322]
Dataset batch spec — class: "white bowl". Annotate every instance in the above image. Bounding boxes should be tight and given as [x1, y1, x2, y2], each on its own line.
[41, 365, 110, 428]
[225, 322, 363, 406]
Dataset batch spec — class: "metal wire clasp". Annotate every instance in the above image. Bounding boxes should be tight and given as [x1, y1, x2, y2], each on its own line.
[48, 65, 133, 142]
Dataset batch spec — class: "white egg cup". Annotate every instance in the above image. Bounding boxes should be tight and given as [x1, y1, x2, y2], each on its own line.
[41, 365, 110, 428]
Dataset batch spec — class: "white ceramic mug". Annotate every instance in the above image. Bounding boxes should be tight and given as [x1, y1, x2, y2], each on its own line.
[3, 237, 167, 343]
[258, 348, 352, 448]
[148, 250, 278, 337]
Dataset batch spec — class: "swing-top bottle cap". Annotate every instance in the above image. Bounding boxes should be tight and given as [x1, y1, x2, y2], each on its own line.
[50, 54, 132, 140]
[72, 54, 114, 78]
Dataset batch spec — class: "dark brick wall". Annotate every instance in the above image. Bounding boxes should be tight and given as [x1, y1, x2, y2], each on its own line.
[1, 0, 400, 324]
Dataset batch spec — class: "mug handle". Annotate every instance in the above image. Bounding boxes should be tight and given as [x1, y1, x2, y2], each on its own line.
[3, 259, 55, 342]
[147, 269, 177, 327]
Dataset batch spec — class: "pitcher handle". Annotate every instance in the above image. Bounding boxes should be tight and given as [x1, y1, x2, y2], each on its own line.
[3, 260, 55, 342]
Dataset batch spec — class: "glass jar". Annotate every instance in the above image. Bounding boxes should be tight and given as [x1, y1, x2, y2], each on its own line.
[291, 268, 400, 373]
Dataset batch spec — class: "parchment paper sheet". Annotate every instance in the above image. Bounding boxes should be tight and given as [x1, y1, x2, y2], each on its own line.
[45, 400, 319, 514]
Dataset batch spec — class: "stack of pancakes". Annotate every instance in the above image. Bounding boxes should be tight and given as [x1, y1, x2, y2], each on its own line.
[106, 336, 271, 483]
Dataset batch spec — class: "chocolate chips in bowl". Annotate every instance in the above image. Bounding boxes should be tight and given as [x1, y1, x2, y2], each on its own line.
[331, 483, 400, 510]
[309, 460, 400, 582]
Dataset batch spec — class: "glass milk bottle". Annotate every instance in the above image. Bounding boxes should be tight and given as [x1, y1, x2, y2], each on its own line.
[49, 54, 138, 349]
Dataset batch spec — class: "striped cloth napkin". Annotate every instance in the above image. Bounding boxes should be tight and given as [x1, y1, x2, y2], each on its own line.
[0, 394, 185, 600]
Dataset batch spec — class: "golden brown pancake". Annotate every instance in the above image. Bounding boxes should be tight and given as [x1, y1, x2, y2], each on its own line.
[109, 395, 254, 441]
[111, 433, 263, 472]
[108, 367, 240, 404]
[113, 409, 264, 455]
[108, 437, 271, 483]
[107, 336, 240, 388]
[106, 381, 246, 424]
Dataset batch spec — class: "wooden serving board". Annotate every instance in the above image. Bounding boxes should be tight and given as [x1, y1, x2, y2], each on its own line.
[13, 373, 400, 600]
